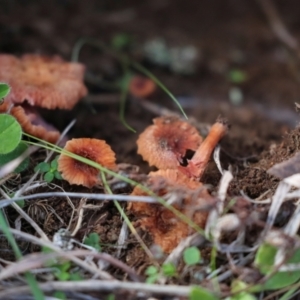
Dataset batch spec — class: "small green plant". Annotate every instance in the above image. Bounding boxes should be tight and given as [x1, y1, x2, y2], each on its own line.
[189, 286, 219, 300]
[34, 156, 62, 183]
[228, 69, 247, 84]
[83, 232, 101, 251]
[0, 82, 10, 99]
[145, 262, 177, 283]
[183, 246, 202, 266]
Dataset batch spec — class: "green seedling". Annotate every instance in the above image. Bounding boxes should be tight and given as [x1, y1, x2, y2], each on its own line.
[145, 262, 177, 283]
[111, 33, 134, 51]
[228, 69, 247, 84]
[189, 286, 219, 300]
[83, 232, 101, 251]
[34, 156, 62, 183]
[183, 246, 202, 266]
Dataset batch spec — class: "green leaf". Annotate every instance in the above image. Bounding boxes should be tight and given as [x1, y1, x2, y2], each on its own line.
[253, 243, 300, 290]
[83, 232, 101, 251]
[50, 158, 58, 169]
[146, 274, 159, 284]
[69, 272, 83, 281]
[0, 83, 10, 99]
[44, 171, 54, 183]
[162, 262, 177, 277]
[111, 33, 133, 50]
[229, 280, 256, 300]
[189, 286, 218, 300]
[53, 291, 66, 300]
[34, 162, 50, 173]
[0, 141, 29, 173]
[145, 265, 158, 276]
[16, 199, 25, 208]
[0, 114, 22, 154]
[183, 246, 201, 266]
[228, 69, 247, 84]
[54, 170, 63, 180]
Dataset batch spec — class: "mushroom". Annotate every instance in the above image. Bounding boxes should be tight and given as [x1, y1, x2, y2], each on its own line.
[129, 75, 156, 98]
[128, 169, 214, 253]
[0, 54, 87, 109]
[57, 138, 117, 188]
[137, 116, 202, 169]
[183, 118, 229, 180]
[0, 54, 88, 143]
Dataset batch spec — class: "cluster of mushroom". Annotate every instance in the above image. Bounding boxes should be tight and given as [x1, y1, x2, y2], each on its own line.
[0, 53, 228, 253]
[0, 54, 87, 143]
[128, 116, 228, 253]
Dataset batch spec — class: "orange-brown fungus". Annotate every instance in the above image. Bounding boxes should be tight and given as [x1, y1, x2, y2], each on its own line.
[129, 75, 156, 98]
[184, 118, 228, 180]
[0, 54, 87, 109]
[128, 169, 214, 253]
[12, 105, 60, 143]
[137, 116, 202, 169]
[58, 138, 117, 188]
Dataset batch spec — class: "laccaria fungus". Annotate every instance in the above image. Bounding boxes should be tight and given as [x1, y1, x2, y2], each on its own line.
[129, 75, 156, 98]
[0, 54, 88, 143]
[137, 116, 202, 169]
[11, 105, 60, 143]
[0, 54, 87, 109]
[128, 169, 214, 253]
[58, 138, 117, 188]
[184, 118, 229, 180]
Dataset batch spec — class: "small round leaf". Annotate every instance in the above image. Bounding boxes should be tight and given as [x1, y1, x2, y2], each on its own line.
[0, 83, 10, 99]
[0, 114, 22, 154]
[44, 172, 54, 183]
[183, 246, 201, 266]
[0, 141, 29, 173]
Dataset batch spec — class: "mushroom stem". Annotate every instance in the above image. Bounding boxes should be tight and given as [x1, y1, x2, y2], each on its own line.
[185, 118, 228, 179]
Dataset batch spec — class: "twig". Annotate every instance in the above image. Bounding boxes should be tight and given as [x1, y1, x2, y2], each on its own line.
[0, 280, 194, 298]
[0, 249, 140, 282]
[3, 228, 114, 280]
[0, 187, 49, 241]
[0, 192, 158, 209]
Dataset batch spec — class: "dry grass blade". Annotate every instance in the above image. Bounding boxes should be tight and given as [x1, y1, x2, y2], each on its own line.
[264, 181, 290, 233]
[0, 280, 193, 298]
[0, 249, 140, 282]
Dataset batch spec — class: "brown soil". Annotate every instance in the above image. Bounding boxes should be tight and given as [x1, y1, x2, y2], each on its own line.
[1, 0, 300, 299]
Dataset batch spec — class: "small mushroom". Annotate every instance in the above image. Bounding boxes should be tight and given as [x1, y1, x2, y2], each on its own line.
[0, 54, 88, 143]
[128, 169, 214, 253]
[129, 75, 156, 98]
[0, 54, 87, 109]
[58, 138, 117, 188]
[183, 118, 229, 179]
[137, 116, 202, 169]
[12, 105, 60, 143]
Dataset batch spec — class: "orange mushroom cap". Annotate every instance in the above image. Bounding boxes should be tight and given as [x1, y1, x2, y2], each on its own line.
[0, 54, 87, 109]
[129, 75, 156, 98]
[12, 105, 60, 143]
[0, 101, 60, 143]
[128, 169, 214, 253]
[137, 116, 202, 169]
[58, 138, 117, 188]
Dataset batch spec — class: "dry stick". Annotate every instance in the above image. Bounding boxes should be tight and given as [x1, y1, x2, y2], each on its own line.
[257, 0, 300, 55]
[0, 280, 193, 298]
[0, 249, 140, 282]
[5, 228, 114, 280]
[0, 187, 49, 241]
